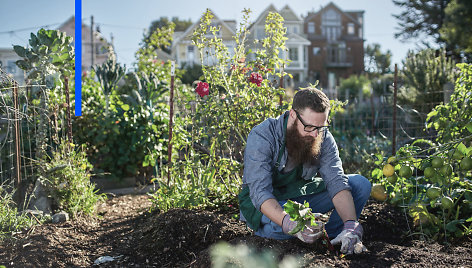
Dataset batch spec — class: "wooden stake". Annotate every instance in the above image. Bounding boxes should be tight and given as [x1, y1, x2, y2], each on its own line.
[167, 61, 175, 184]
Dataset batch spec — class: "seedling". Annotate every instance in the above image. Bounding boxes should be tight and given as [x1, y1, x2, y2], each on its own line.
[283, 200, 335, 252]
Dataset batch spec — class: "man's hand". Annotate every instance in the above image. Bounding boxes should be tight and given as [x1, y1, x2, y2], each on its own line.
[282, 214, 324, 243]
[330, 220, 367, 254]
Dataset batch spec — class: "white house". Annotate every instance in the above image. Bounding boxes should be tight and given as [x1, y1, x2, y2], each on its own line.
[171, 10, 237, 67]
[58, 16, 113, 71]
[248, 4, 311, 88]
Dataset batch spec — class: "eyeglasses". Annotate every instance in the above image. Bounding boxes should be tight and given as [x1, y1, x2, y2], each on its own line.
[294, 110, 330, 133]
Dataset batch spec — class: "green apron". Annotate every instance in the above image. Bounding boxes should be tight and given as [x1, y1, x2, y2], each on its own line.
[238, 114, 326, 231]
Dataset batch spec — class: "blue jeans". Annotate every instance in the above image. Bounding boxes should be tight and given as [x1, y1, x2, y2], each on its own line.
[254, 174, 371, 239]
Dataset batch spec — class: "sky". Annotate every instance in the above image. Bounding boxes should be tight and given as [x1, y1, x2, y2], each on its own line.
[0, 0, 427, 70]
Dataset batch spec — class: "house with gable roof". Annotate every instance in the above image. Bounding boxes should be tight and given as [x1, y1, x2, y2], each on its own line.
[58, 16, 114, 71]
[171, 10, 237, 67]
[304, 2, 364, 96]
[248, 4, 311, 89]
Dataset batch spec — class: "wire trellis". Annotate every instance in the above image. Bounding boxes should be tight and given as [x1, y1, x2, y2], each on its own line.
[0, 67, 69, 192]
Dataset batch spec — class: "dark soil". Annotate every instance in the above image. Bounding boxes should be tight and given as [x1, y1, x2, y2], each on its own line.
[1, 194, 471, 267]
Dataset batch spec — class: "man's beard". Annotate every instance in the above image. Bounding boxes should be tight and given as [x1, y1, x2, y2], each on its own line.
[285, 119, 323, 165]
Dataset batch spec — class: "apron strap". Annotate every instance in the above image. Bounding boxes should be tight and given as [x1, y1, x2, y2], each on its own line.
[275, 113, 288, 169]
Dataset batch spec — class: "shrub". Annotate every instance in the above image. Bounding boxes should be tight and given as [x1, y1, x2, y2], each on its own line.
[0, 185, 36, 241]
[40, 140, 107, 218]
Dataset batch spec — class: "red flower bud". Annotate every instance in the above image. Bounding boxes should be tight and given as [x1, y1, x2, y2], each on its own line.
[195, 81, 209, 97]
[249, 72, 263, 87]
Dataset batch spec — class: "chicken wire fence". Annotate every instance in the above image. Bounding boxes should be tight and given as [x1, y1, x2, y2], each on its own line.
[0, 67, 69, 193]
[331, 83, 449, 156]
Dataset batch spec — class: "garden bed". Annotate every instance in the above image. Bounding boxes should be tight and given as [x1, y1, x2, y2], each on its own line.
[0, 194, 471, 267]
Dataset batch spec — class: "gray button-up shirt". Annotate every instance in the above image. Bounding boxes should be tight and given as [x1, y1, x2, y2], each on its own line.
[241, 111, 351, 215]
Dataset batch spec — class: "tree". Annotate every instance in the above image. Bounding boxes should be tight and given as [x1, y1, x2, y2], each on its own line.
[398, 48, 456, 114]
[365, 43, 392, 76]
[440, 0, 472, 55]
[142, 17, 192, 53]
[392, 0, 450, 44]
[338, 74, 371, 102]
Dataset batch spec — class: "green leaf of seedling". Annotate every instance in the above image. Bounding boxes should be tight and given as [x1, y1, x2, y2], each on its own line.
[289, 221, 305, 235]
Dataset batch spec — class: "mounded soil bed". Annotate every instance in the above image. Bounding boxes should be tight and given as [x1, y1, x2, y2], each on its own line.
[1, 193, 471, 267]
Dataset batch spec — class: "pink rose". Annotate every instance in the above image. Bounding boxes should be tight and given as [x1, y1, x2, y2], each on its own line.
[195, 81, 209, 97]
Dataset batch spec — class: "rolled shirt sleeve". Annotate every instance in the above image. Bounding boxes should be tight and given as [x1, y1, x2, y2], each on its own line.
[319, 130, 351, 199]
[243, 125, 277, 211]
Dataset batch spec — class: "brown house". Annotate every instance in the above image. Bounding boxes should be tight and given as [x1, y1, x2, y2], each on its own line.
[304, 2, 364, 96]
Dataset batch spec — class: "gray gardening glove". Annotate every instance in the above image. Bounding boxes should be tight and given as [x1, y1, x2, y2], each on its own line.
[282, 214, 324, 243]
[330, 220, 367, 254]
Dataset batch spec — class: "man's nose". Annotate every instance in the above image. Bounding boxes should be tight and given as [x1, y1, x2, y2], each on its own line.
[308, 129, 319, 138]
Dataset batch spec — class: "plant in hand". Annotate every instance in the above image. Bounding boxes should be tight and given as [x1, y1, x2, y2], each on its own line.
[283, 200, 334, 252]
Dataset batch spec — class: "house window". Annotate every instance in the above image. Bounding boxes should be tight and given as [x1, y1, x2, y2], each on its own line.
[359, 28, 363, 38]
[289, 48, 298, 61]
[313, 47, 321, 55]
[347, 23, 355, 35]
[187, 45, 195, 64]
[293, 26, 298, 34]
[322, 8, 341, 42]
[308, 22, 315, 34]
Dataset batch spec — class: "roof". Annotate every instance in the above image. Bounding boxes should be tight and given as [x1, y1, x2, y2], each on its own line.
[285, 33, 310, 45]
[279, 5, 301, 22]
[172, 9, 236, 49]
[305, 2, 362, 26]
[57, 15, 111, 45]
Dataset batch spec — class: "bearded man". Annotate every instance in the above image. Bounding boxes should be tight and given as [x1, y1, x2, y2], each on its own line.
[238, 87, 371, 254]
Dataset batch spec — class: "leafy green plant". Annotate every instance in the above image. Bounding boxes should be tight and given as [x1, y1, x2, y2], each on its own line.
[149, 138, 241, 212]
[210, 241, 300, 268]
[0, 185, 36, 241]
[283, 200, 334, 251]
[370, 64, 472, 241]
[93, 53, 125, 113]
[39, 140, 107, 218]
[14, 28, 75, 159]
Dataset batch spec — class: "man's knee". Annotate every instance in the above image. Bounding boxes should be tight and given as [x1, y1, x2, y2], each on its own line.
[347, 174, 371, 201]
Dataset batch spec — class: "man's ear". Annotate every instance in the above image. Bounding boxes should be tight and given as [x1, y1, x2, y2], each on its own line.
[289, 109, 295, 119]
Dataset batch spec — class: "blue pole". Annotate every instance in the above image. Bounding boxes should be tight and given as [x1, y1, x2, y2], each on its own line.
[75, 0, 82, 116]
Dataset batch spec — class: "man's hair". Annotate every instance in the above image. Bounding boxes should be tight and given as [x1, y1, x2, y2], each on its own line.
[292, 87, 330, 113]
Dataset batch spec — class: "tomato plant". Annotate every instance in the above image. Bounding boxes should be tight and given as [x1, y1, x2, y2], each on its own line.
[370, 63, 472, 241]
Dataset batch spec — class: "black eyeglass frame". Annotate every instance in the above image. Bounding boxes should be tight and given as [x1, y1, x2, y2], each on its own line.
[294, 110, 330, 133]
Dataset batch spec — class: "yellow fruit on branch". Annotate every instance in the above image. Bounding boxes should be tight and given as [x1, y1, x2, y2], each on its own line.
[382, 164, 395, 177]
[371, 184, 387, 201]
